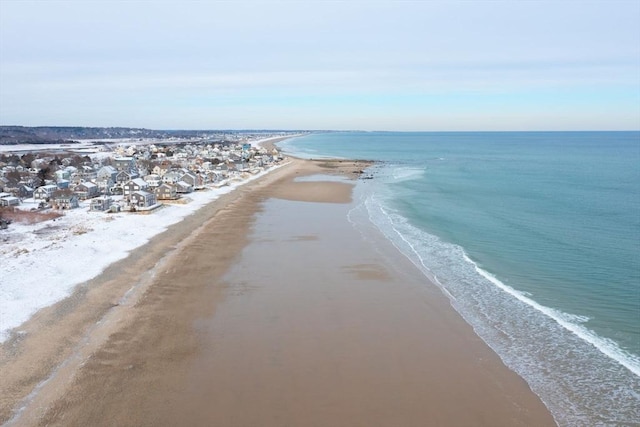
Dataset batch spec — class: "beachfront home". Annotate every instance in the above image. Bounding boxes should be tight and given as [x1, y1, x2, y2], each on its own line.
[0, 194, 20, 207]
[96, 166, 117, 195]
[123, 178, 150, 199]
[51, 191, 79, 210]
[33, 184, 58, 200]
[162, 170, 182, 185]
[176, 181, 193, 194]
[179, 171, 203, 190]
[154, 183, 178, 200]
[130, 190, 157, 208]
[205, 171, 225, 184]
[74, 182, 99, 200]
[90, 196, 113, 212]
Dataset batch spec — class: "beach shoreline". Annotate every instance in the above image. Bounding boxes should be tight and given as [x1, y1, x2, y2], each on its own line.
[1, 146, 555, 426]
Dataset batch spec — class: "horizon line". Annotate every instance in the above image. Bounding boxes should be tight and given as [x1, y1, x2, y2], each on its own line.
[1, 125, 639, 133]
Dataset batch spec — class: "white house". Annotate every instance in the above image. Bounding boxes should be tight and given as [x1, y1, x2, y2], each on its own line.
[33, 184, 58, 200]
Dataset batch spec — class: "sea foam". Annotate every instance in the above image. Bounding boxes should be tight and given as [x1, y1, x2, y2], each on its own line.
[356, 182, 640, 426]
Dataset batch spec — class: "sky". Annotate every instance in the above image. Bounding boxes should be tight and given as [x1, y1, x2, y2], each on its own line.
[0, 0, 639, 131]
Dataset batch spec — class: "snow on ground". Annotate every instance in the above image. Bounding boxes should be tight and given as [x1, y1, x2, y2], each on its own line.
[0, 141, 101, 154]
[0, 134, 284, 154]
[0, 165, 283, 342]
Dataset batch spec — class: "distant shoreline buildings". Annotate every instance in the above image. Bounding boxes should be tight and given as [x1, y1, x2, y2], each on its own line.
[0, 133, 291, 220]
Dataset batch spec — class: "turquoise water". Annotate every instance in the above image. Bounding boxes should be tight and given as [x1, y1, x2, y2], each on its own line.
[279, 132, 640, 426]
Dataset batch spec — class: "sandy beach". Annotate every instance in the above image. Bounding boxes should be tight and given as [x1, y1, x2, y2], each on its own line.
[0, 155, 556, 426]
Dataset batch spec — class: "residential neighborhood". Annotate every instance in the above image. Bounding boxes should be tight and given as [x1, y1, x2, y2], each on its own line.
[0, 138, 284, 219]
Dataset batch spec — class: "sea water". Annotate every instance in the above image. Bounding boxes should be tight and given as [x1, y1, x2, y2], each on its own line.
[279, 132, 640, 426]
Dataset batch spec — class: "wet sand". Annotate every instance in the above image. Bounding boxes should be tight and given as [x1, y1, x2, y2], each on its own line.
[1, 157, 556, 426]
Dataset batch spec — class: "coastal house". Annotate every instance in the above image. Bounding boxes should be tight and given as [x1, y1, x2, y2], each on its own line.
[1, 185, 12, 196]
[15, 184, 34, 198]
[97, 165, 118, 182]
[197, 172, 211, 185]
[162, 170, 182, 185]
[54, 169, 70, 181]
[130, 190, 156, 208]
[112, 157, 136, 173]
[137, 164, 150, 178]
[123, 178, 150, 198]
[143, 174, 162, 188]
[33, 184, 58, 200]
[90, 196, 113, 212]
[205, 171, 225, 184]
[0, 176, 9, 192]
[64, 165, 78, 177]
[96, 165, 117, 195]
[152, 163, 171, 177]
[70, 174, 84, 186]
[116, 170, 138, 184]
[80, 164, 96, 177]
[109, 183, 124, 195]
[74, 182, 99, 200]
[250, 157, 263, 168]
[176, 181, 193, 194]
[228, 152, 242, 162]
[226, 162, 239, 174]
[154, 183, 178, 200]
[51, 191, 79, 209]
[0, 193, 20, 207]
[179, 171, 203, 189]
[56, 179, 71, 190]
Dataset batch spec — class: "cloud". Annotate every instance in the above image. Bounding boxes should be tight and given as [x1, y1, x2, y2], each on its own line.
[1, 0, 638, 129]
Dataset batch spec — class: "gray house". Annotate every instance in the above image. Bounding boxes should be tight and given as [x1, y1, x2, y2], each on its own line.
[123, 178, 150, 198]
[176, 181, 193, 194]
[74, 182, 99, 200]
[180, 171, 204, 190]
[162, 171, 182, 185]
[116, 170, 138, 184]
[130, 190, 157, 208]
[16, 184, 34, 198]
[97, 165, 117, 182]
[96, 166, 117, 194]
[113, 157, 136, 173]
[0, 195, 19, 207]
[90, 196, 113, 212]
[154, 183, 178, 200]
[51, 192, 79, 209]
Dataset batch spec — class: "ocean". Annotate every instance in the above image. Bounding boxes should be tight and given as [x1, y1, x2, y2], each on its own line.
[278, 132, 640, 426]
